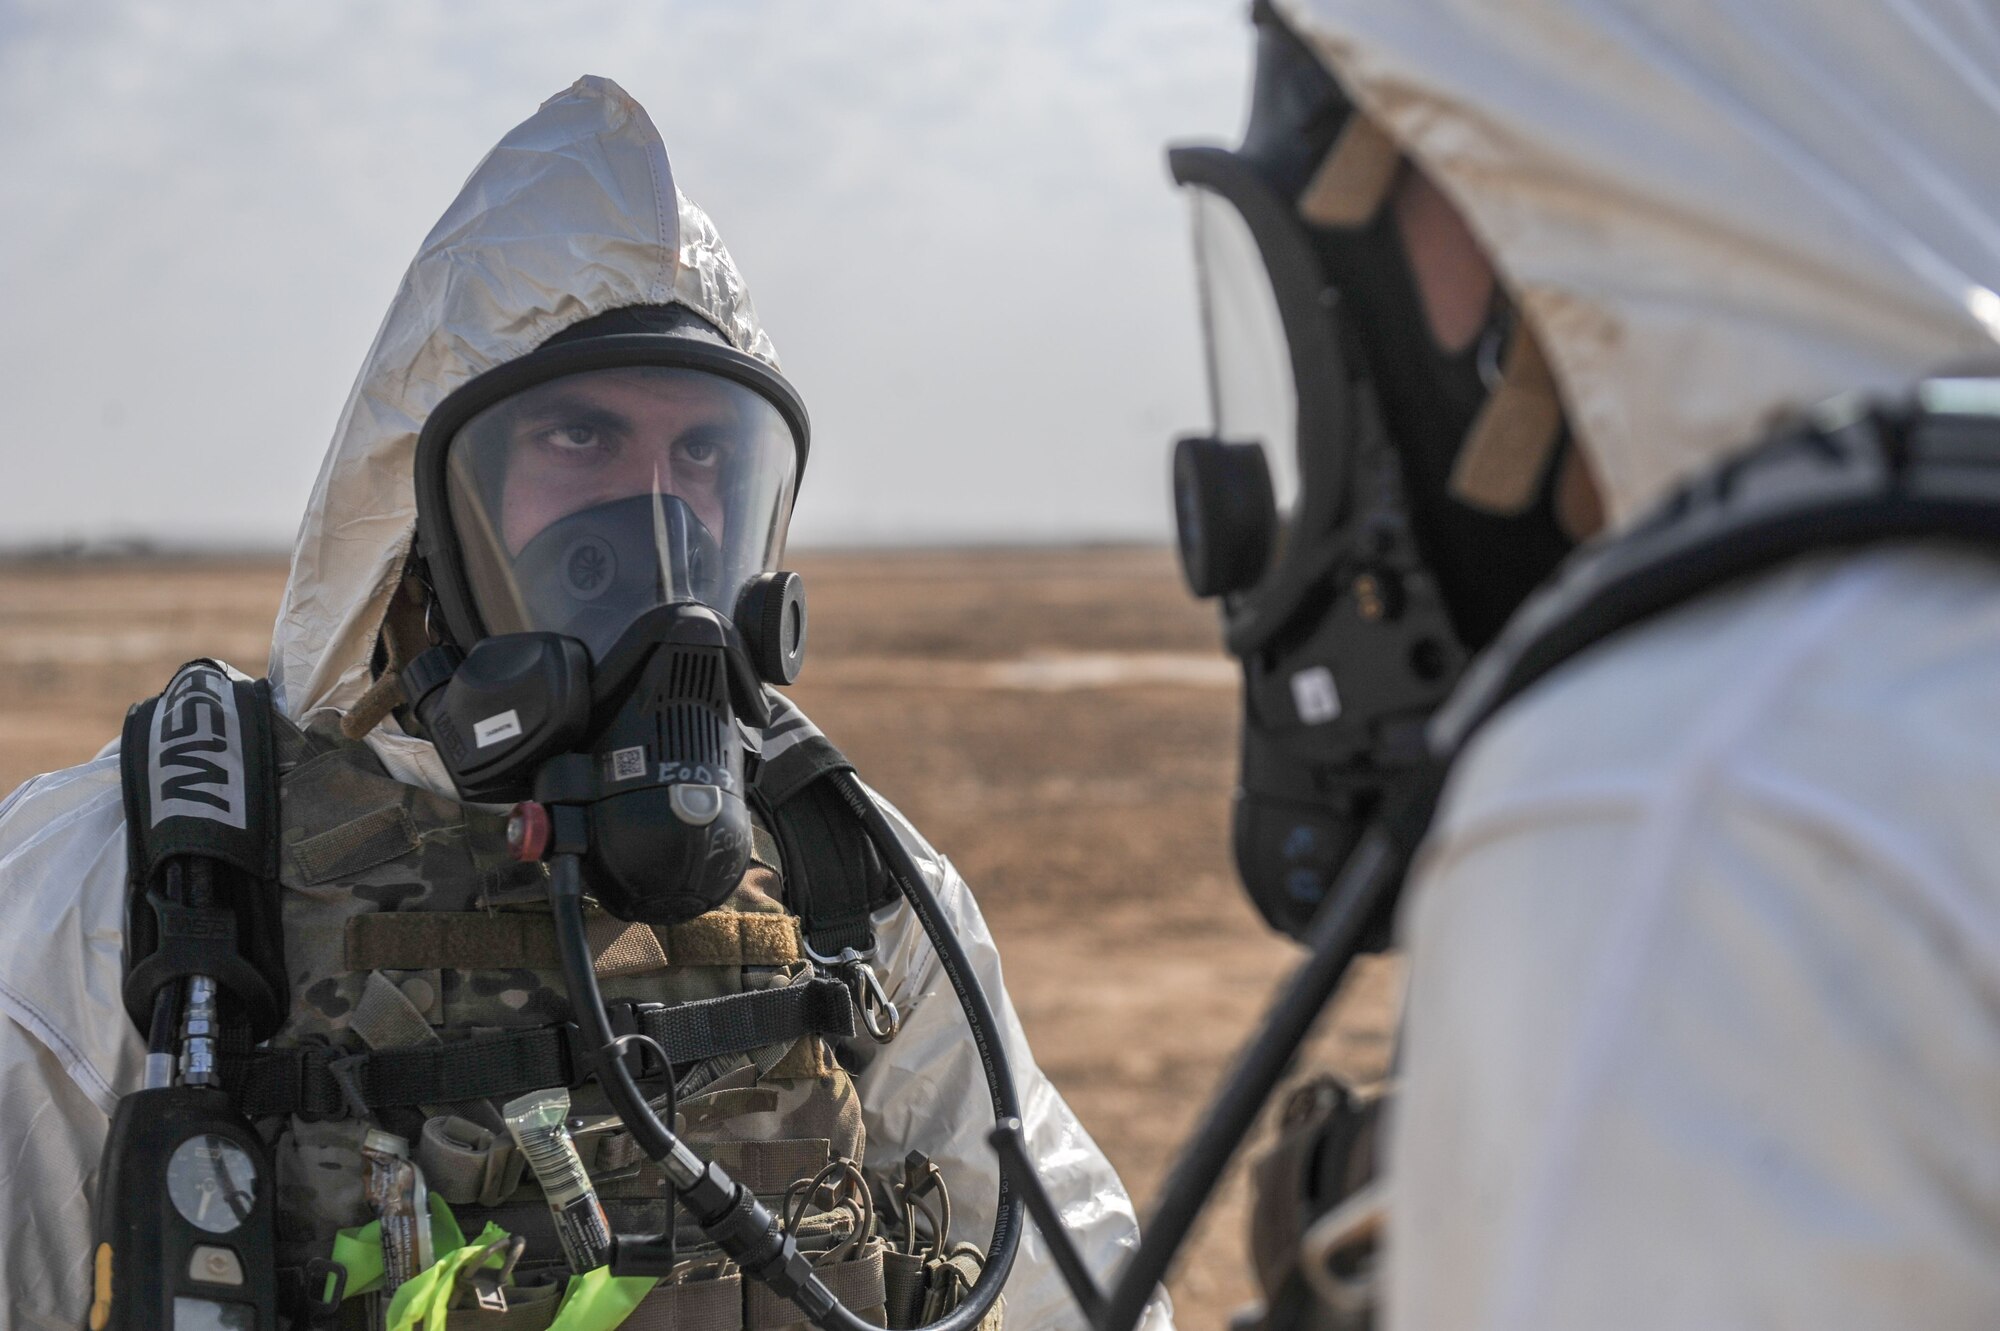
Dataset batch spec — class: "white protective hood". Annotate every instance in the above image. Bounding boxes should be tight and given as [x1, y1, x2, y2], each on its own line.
[1275, 0, 2000, 526]
[271, 74, 777, 786]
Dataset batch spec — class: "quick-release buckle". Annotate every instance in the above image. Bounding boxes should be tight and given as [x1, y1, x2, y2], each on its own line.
[601, 1003, 671, 1080]
[803, 942, 901, 1043]
[324, 1052, 374, 1121]
[304, 1259, 348, 1325]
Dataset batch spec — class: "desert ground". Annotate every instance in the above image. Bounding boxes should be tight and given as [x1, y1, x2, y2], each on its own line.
[0, 546, 1394, 1329]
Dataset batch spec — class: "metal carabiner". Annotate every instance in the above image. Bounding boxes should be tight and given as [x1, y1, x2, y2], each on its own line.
[805, 941, 903, 1044]
[853, 960, 901, 1043]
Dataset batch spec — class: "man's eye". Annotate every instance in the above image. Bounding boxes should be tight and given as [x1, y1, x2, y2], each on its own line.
[543, 424, 599, 451]
[677, 435, 723, 466]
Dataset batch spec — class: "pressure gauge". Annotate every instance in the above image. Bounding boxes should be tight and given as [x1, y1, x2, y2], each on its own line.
[166, 1135, 259, 1235]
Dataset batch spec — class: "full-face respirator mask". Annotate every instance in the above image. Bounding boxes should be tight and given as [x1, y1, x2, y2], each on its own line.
[1167, 2, 1577, 940]
[405, 304, 809, 925]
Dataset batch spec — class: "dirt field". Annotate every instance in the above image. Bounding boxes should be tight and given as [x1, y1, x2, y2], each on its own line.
[0, 547, 1394, 1329]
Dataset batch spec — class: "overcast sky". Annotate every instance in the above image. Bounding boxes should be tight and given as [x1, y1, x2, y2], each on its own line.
[0, 1, 1250, 550]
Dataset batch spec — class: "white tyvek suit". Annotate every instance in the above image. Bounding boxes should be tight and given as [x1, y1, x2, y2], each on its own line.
[1267, 3, 2000, 1327]
[0, 77, 1165, 1331]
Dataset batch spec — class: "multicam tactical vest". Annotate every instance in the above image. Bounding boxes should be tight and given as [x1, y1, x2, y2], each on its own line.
[256, 714, 888, 1329]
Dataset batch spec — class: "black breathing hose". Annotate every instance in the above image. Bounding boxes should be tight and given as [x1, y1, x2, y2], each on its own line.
[548, 767, 1021, 1331]
[825, 768, 1024, 1302]
[1092, 825, 1409, 1331]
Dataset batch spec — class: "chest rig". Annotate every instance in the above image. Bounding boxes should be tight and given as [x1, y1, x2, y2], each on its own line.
[117, 683, 933, 1328]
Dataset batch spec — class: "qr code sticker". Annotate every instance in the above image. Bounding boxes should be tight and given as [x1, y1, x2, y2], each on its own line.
[610, 746, 648, 782]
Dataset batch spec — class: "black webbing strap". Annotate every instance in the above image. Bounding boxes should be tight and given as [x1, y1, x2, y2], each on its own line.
[232, 977, 856, 1119]
[641, 974, 855, 1066]
[757, 695, 893, 959]
[231, 1024, 582, 1120]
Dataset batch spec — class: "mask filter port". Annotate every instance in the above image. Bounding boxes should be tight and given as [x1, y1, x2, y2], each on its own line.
[736, 572, 808, 685]
[1174, 436, 1276, 598]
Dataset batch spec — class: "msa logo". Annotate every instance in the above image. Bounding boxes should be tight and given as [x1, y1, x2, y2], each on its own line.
[149, 664, 248, 829]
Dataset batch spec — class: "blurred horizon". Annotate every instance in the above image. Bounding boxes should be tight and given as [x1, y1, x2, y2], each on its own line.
[0, 1, 1250, 552]
[0, 532, 1184, 562]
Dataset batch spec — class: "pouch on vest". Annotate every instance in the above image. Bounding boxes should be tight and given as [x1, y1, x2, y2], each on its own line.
[881, 1153, 1003, 1331]
[119, 658, 288, 1040]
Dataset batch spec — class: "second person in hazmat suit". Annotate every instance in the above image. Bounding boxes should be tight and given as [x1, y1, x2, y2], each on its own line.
[1139, 1, 2000, 1329]
[0, 77, 1169, 1331]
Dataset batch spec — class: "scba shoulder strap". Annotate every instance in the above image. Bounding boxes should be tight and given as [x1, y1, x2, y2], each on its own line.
[1432, 385, 2000, 768]
[756, 694, 899, 962]
[118, 658, 289, 1042]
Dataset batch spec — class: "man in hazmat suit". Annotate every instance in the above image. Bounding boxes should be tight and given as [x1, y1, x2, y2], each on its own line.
[0, 77, 1168, 1331]
[1148, 1, 2000, 1328]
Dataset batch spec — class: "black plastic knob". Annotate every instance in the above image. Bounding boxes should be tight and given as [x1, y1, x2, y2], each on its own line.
[1172, 435, 1277, 598]
[735, 571, 807, 685]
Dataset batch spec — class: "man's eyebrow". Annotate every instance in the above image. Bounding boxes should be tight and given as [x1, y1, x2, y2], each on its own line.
[512, 393, 631, 432]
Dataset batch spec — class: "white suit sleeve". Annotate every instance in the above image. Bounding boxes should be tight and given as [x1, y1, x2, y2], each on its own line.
[0, 758, 142, 1331]
[857, 800, 1174, 1331]
[0, 1019, 112, 1330]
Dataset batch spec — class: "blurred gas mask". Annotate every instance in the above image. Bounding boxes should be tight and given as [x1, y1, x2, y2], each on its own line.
[407, 304, 810, 923]
[1170, 2, 1579, 940]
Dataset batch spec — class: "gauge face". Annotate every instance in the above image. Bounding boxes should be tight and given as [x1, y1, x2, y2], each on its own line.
[166, 1135, 258, 1235]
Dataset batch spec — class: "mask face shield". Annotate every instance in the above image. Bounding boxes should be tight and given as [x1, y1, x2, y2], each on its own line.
[1168, 146, 1357, 643]
[444, 366, 797, 660]
[415, 317, 809, 664]
[1190, 186, 1301, 522]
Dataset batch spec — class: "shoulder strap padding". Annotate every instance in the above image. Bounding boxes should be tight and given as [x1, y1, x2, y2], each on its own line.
[757, 696, 897, 958]
[119, 658, 288, 1040]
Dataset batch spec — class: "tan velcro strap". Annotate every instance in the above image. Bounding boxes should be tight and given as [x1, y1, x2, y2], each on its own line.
[1449, 325, 1565, 516]
[290, 804, 419, 884]
[1298, 115, 1400, 229]
[747, 1245, 886, 1331]
[345, 911, 804, 973]
[624, 1273, 744, 1331]
[420, 1115, 526, 1209]
[589, 916, 672, 978]
[351, 971, 438, 1052]
[346, 913, 562, 972]
[660, 913, 801, 968]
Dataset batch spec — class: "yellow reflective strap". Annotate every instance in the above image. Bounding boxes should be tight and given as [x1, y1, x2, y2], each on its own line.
[331, 1221, 386, 1299]
[546, 1268, 659, 1331]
